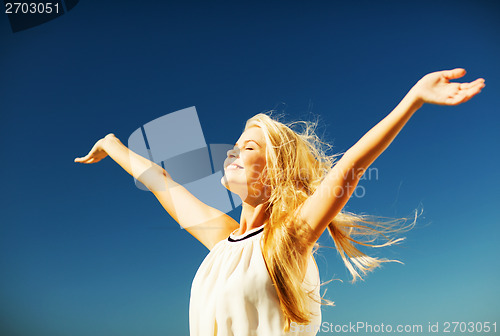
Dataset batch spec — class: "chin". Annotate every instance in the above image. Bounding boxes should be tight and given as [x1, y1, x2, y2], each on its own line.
[220, 176, 248, 198]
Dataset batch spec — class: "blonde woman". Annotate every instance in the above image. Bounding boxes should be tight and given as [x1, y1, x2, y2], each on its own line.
[74, 68, 484, 336]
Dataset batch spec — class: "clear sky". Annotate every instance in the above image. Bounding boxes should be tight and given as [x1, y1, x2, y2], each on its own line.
[1, 0, 499, 335]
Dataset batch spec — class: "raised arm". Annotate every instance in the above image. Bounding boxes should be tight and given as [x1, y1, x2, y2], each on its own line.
[299, 68, 485, 244]
[74, 134, 238, 250]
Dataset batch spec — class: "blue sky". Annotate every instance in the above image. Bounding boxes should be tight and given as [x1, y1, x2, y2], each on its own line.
[1, 0, 499, 335]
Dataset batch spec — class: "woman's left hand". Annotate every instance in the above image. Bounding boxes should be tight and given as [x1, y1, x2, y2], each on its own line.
[410, 68, 485, 106]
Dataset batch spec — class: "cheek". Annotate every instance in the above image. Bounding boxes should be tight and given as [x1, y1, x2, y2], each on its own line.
[240, 149, 266, 173]
[244, 159, 266, 180]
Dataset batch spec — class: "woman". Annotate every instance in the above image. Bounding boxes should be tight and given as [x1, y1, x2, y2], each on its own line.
[74, 68, 484, 335]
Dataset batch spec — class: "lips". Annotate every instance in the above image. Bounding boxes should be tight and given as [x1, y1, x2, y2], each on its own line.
[227, 163, 243, 170]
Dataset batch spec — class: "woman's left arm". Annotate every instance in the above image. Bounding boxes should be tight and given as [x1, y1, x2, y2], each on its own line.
[299, 68, 485, 243]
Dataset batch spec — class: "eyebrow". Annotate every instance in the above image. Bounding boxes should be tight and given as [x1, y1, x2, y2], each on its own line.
[235, 139, 261, 147]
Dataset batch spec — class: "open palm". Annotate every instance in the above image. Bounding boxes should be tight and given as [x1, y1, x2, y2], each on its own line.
[413, 68, 485, 106]
[74, 134, 115, 164]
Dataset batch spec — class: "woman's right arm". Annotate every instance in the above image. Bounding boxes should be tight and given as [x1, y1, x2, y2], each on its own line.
[103, 134, 166, 190]
[75, 133, 239, 249]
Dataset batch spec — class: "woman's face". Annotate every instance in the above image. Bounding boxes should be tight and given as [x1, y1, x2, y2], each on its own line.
[221, 126, 268, 201]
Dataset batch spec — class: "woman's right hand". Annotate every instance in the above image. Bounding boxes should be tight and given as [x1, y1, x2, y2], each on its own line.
[74, 133, 116, 164]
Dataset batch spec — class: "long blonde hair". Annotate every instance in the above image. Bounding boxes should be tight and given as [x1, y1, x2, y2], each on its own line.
[245, 112, 417, 333]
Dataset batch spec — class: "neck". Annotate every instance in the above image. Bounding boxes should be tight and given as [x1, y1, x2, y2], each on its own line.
[238, 200, 269, 235]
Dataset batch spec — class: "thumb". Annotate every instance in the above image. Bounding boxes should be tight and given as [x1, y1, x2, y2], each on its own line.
[442, 68, 466, 80]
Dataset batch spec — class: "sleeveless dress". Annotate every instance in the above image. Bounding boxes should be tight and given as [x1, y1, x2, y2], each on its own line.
[189, 224, 322, 336]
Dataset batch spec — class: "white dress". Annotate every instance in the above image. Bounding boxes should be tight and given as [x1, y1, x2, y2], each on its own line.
[189, 224, 322, 336]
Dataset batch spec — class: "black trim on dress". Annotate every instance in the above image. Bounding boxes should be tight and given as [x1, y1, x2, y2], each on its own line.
[227, 227, 265, 242]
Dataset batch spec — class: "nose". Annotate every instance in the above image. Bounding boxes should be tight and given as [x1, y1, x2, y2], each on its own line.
[227, 147, 240, 158]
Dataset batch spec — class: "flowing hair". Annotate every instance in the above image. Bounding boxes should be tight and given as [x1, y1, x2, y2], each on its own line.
[244, 112, 418, 333]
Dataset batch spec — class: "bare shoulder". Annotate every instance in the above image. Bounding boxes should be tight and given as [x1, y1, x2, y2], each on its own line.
[185, 213, 240, 250]
[149, 175, 240, 250]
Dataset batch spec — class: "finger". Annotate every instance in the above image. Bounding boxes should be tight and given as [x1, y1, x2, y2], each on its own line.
[79, 155, 90, 162]
[76, 155, 94, 163]
[463, 86, 484, 99]
[462, 84, 485, 96]
[447, 85, 483, 105]
[472, 78, 486, 89]
[441, 68, 466, 80]
[459, 78, 485, 90]
[461, 79, 485, 92]
[459, 91, 478, 104]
